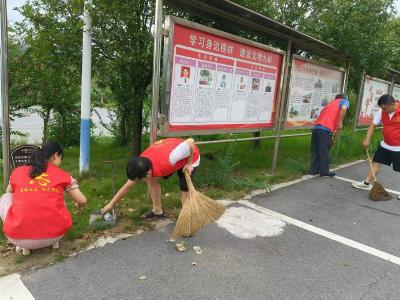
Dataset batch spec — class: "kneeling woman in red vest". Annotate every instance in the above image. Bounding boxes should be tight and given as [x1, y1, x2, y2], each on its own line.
[0, 142, 87, 255]
[101, 138, 200, 219]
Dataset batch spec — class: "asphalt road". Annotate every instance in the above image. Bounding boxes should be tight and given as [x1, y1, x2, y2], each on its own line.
[2, 161, 400, 300]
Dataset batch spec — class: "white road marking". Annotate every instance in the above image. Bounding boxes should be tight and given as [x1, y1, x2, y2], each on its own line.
[245, 160, 365, 196]
[0, 273, 35, 300]
[216, 206, 285, 239]
[335, 175, 400, 196]
[239, 200, 400, 266]
[331, 160, 365, 171]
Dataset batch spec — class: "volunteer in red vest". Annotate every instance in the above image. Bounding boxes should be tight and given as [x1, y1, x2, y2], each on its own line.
[0, 142, 87, 255]
[310, 93, 349, 177]
[352, 94, 400, 199]
[101, 138, 200, 219]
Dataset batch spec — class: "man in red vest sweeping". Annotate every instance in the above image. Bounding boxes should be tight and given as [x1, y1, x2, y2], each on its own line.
[310, 93, 349, 177]
[352, 94, 400, 199]
[101, 138, 200, 219]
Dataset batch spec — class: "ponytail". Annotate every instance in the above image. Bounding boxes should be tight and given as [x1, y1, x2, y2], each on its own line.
[29, 149, 48, 178]
[29, 142, 64, 179]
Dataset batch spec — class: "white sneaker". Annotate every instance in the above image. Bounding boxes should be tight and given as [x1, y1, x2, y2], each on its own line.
[352, 180, 372, 191]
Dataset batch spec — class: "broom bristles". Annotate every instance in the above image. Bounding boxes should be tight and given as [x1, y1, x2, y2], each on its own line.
[172, 172, 225, 239]
[369, 182, 392, 201]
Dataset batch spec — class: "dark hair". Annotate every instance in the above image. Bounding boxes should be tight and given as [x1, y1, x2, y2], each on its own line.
[335, 93, 348, 100]
[29, 142, 64, 178]
[377, 94, 395, 106]
[126, 157, 152, 180]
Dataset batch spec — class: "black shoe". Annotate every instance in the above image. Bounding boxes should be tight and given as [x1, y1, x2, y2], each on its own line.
[320, 172, 336, 177]
[141, 210, 165, 219]
[310, 171, 319, 176]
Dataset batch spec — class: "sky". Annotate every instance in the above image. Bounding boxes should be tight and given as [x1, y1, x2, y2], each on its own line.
[7, 0, 26, 23]
[6, 0, 400, 22]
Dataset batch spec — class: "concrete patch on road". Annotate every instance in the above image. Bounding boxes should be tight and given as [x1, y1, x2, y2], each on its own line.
[0, 273, 35, 300]
[85, 233, 134, 251]
[216, 206, 285, 239]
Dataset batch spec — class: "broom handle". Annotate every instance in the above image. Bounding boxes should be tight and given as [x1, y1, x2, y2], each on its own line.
[366, 148, 377, 182]
[183, 169, 196, 193]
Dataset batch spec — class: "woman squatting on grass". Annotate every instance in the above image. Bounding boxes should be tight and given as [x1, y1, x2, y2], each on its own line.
[0, 142, 87, 255]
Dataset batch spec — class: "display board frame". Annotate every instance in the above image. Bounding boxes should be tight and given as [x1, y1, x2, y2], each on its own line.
[355, 75, 391, 128]
[160, 16, 286, 137]
[284, 55, 347, 130]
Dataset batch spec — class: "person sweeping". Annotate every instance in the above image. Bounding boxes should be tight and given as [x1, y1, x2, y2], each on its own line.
[101, 138, 200, 219]
[310, 93, 349, 177]
[352, 94, 400, 200]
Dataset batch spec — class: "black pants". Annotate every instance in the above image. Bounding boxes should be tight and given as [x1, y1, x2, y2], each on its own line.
[373, 145, 400, 172]
[310, 128, 332, 175]
[163, 168, 196, 192]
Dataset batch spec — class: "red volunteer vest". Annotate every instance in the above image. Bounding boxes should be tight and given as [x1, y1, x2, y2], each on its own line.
[315, 98, 342, 132]
[4, 164, 73, 239]
[382, 102, 400, 146]
[140, 138, 200, 177]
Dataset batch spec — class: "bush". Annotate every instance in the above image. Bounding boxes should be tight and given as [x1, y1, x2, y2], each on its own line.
[48, 111, 81, 147]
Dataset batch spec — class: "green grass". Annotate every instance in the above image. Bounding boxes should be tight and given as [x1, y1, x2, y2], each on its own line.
[54, 253, 68, 262]
[0, 129, 381, 247]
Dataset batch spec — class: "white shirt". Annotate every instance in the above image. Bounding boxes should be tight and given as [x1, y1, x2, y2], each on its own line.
[169, 141, 200, 167]
[373, 110, 400, 151]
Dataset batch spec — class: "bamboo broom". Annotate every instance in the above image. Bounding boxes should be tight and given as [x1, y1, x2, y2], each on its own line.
[171, 170, 225, 239]
[366, 149, 392, 201]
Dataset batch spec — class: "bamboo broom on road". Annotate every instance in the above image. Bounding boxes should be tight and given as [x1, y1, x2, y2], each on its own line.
[366, 149, 392, 201]
[171, 170, 225, 239]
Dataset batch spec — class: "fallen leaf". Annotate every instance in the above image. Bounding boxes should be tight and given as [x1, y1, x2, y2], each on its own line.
[128, 208, 135, 213]
[193, 246, 203, 255]
[176, 243, 186, 252]
[139, 275, 146, 281]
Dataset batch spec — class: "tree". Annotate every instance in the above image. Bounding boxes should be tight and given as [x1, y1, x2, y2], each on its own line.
[90, 0, 154, 155]
[315, 0, 395, 89]
[385, 17, 400, 71]
[230, 0, 397, 91]
[11, 0, 83, 144]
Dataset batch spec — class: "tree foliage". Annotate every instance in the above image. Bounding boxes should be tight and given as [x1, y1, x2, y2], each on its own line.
[90, 0, 154, 154]
[7, 0, 400, 151]
[11, 0, 83, 144]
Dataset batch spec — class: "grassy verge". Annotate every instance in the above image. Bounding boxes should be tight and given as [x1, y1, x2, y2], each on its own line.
[0, 129, 381, 261]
